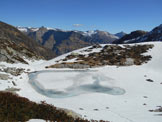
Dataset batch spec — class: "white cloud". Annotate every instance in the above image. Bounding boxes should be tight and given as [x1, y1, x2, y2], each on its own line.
[73, 24, 83, 27]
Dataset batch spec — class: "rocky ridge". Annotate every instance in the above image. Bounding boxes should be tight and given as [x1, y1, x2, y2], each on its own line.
[113, 24, 162, 44]
[113, 30, 148, 44]
[46, 44, 153, 69]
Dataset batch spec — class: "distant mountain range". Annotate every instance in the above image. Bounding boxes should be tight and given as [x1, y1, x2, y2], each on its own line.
[17, 26, 119, 55]
[113, 30, 148, 44]
[115, 31, 127, 38]
[113, 24, 162, 44]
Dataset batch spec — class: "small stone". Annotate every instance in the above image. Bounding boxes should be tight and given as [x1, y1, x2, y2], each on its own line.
[79, 108, 84, 110]
[149, 110, 154, 112]
[27, 69, 30, 71]
[93, 109, 99, 111]
[146, 79, 154, 82]
[12, 81, 16, 86]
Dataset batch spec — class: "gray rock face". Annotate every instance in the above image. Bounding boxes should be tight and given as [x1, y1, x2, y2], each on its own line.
[0, 54, 8, 62]
[0, 74, 10, 80]
[1, 68, 24, 76]
[0, 38, 36, 64]
[0, 66, 24, 76]
[51, 63, 90, 69]
[57, 108, 82, 119]
[5, 87, 20, 94]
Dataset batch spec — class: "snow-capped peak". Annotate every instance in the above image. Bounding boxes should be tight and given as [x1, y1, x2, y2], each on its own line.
[82, 30, 97, 36]
[16, 26, 28, 32]
[16, 26, 39, 32]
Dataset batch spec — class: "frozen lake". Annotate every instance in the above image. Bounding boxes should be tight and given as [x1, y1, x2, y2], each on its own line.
[29, 70, 125, 98]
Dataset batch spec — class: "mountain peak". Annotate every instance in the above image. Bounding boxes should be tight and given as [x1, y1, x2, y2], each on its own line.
[115, 31, 127, 38]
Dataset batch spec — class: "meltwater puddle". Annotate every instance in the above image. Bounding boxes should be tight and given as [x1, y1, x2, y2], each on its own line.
[28, 70, 125, 98]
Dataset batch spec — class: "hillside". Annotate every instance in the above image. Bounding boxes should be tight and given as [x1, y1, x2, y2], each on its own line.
[0, 21, 56, 60]
[0, 38, 40, 64]
[135, 24, 162, 42]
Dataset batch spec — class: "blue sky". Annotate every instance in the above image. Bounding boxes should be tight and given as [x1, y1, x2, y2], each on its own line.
[0, 0, 162, 33]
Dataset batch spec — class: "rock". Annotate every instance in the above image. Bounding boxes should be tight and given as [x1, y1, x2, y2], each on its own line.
[146, 79, 154, 82]
[3, 68, 24, 76]
[57, 107, 82, 119]
[0, 74, 10, 80]
[12, 81, 17, 86]
[92, 44, 102, 48]
[124, 58, 134, 65]
[93, 109, 99, 111]
[149, 107, 162, 112]
[0, 54, 8, 62]
[79, 108, 84, 110]
[5, 87, 20, 94]
[27, 69, 31, 71]
[47, 63, 90, 69]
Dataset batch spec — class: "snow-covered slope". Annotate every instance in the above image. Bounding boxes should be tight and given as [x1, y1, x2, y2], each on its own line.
[0, 42, 162, 122]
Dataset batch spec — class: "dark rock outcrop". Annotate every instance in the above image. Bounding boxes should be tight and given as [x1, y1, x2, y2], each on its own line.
[113, 30, 147, 44]
[134, 24, 162, 43]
